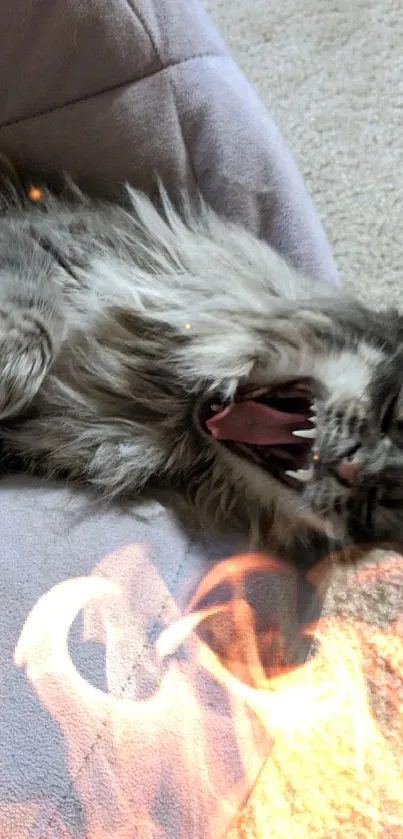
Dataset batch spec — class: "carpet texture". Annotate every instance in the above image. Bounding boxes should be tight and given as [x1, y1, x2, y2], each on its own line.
[206, 0, 403, 308]
[205, 1, 403, 835]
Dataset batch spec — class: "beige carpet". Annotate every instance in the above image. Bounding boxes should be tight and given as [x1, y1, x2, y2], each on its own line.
[207, 0, 403, 307]
[206, 3, 403, 835]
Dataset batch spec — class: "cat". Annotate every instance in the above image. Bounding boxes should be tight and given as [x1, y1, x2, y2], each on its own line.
[0, 159, 402, 566]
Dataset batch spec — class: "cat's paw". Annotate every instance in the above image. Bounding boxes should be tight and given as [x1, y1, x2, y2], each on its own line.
[0, 305, 53, 419]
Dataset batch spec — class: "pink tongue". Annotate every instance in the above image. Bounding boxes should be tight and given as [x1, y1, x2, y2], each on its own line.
[205, 400, 309, 445]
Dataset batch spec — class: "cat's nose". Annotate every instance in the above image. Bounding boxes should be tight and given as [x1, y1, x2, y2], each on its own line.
[332, 459, 359, 486]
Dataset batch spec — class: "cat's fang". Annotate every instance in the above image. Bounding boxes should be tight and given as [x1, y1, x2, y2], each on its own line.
[292, 428, 317, 439]
[285, 467, 313, 483]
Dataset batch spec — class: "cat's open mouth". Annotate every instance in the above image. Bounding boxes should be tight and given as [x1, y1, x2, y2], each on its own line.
[201, 378, 318, 491]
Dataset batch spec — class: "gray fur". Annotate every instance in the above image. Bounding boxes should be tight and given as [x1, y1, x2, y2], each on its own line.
[0, 165, 403, 564]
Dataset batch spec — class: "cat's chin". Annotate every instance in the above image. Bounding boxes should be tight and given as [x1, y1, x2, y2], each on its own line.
[212, 434, 345, 550]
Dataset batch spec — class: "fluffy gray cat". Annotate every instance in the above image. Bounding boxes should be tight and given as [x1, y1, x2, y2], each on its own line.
[0, 161, 402, 566]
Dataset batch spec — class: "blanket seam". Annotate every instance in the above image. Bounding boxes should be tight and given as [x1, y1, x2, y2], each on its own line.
[121, 0, 161, 58]
[0, 53, 224, 132]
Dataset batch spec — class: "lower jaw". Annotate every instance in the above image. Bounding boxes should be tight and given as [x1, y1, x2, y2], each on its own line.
[224, 440, 313, 492]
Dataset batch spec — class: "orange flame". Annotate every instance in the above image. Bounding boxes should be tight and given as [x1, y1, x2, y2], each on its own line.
[9, 545, 403, 838]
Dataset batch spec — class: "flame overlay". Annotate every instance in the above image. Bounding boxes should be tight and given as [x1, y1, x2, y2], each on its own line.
[5, 545, 403, 838]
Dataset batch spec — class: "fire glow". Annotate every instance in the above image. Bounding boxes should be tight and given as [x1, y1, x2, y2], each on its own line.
[7, 545, 403, 838]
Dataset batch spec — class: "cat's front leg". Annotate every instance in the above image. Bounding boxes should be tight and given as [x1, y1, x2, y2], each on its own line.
[0, 303, 60, 419]
[0, 231, 66, 419]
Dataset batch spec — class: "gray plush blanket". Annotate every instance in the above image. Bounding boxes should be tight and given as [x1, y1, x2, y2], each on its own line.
[0, 2, 339, 837]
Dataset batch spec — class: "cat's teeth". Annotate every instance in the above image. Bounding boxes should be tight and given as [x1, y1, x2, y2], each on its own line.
[292, 427, 317, 439]
[285, 467, 313, 483]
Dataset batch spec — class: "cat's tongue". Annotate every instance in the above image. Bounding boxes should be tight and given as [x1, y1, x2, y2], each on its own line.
[205, 382, 314, 446]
